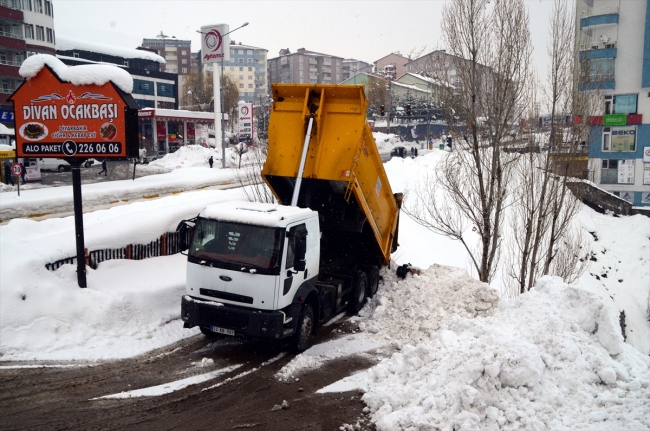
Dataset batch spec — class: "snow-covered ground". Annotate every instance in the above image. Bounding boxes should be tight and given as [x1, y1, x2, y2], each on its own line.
[1, 134, 648, 430]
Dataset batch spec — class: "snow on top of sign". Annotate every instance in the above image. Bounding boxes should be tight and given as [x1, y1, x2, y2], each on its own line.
[19, 54, 134, 94]
[0, 123, 14, 135]
[56, 36, 165, 64]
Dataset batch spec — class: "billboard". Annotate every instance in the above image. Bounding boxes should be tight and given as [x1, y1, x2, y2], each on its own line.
[9, 65, 139, 159]
[200, 24, 230, 64]
[237, 101, 253, 143]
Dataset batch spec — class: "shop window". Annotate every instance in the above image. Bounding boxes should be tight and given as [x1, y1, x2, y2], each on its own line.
[606, 94, 637, 115]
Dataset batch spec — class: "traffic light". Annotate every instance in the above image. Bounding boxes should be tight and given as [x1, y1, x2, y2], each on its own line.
[380, 105, 385, 116]
[406, 105, 411, 116]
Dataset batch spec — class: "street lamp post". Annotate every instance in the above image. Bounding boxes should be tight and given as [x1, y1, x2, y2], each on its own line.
[199, 22, 249, 169]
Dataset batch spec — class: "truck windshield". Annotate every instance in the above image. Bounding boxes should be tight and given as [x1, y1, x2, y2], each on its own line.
[189, 218, 283, 270]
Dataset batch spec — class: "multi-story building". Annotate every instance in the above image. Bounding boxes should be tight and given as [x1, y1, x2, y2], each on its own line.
[56, 36, 176, 110]
[267, 47, 343, 86]
[374, 53, 409, 81]
[342, 59, 372, 82]
[141, 35, 191, 105]
[576, 0, 649, 206]
[222, 41, 268, 103]
[0, 0, 54, 114]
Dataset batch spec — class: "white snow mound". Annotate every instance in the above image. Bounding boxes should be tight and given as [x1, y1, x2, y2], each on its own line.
[360, 275, 650, 431]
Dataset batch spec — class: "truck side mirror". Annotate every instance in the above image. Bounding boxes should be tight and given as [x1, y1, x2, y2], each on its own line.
[176, 217, 197, 252]
[294, 235, 307, 271]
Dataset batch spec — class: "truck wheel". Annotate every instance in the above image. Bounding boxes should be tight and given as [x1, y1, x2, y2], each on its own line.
[57, 165, 66, 172]
[292, 304, 314, 353]
[366, 266, 379, 298]
[351, 271, 367, 313]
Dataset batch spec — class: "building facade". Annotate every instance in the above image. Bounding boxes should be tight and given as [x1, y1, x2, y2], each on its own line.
[342, 59, 372, 82]
[267, 48, 343, 86]
[374, 53, 409, 81]
[0, 0, 55, 114]
[223, 41, 268, 103]
[56, 36, 177, 110]
[577, 0, 650, 206]
[141, 35, 192, 105]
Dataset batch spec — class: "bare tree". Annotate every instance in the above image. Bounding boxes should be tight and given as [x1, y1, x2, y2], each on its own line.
[233, 143, 275, 203]
[184, 71, 213, 111]
[404, 0, 533, 283]
[504, 0, 592, 295]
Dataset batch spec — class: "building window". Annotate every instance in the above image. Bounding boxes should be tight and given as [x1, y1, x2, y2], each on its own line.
[182, 68, 187, 73]
[248, 75, 252, 80]
[35, 26, 44, 41]
[44, 0, 52, 15]
[613, 94, 637, 114]
[600, 159, 618, 184]
[238, 49, 244, 55]
[602, 127, 611, 151]
[230, 66, 234, 71]
[24, 0, 32, 11]
[24, 24, 33, 39]
[123, 60, 129, 67]
[239, 66, 243, 71]
[46, 28, 54, 43]
[181, 50, 186, 55]
[73, 52, 79, 58]
[610, 126, 636, 152]
[238, 59, 244, 64]
[34, 0, 42, 13]
[239, 83, 244, 89]
[248, 67, 253, 71]
[584, 58, 615, 81]
[181, 59, 187, 64]
[247, 50, 253, 55]
[239, 75, 244, 80]
[248, 84, 253, 88]
[247, 58, 253, 64]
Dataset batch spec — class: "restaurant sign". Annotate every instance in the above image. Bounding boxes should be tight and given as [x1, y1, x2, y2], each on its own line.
[9, 64, 139, 159]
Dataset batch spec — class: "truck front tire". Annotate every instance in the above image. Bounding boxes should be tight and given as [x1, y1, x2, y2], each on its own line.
[292, 304, 314, 353]
[351, 271, 367, 313]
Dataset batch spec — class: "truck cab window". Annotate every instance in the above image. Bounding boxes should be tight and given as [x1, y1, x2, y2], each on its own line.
[285, 224, 307, 269]
[189, 218, 283, 270]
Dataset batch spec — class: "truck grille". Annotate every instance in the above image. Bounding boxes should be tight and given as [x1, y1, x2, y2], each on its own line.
[200, 288, 254, 304]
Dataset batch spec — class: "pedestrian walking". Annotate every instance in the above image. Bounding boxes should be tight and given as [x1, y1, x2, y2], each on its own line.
[98, 158, 107, 176]
[411, 146, 415, 158]
[19, 162, 26, 184]
[208, 156, 214, 168]
[3, 162, 14, 186]
[414, 147, 418, 157]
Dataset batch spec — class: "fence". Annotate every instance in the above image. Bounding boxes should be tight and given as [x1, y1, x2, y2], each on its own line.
[45, 229, 192, 271]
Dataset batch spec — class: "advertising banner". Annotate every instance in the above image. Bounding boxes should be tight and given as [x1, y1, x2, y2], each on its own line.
[602, 114, 627, 126]
[644, 146, 650, 162]
[9, 65, 139, 159]
[611, 126, 636, 152]
[200, 24, 230, 64]
[617, 159, 634, 184]
[237, 101, 253, 143]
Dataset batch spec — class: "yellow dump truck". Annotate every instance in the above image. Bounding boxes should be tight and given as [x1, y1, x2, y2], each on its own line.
[181, 84, 401, 351]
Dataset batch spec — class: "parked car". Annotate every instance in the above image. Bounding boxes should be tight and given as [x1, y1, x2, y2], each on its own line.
[83, 158, 98, 168]
[390, 146, 408, 158]
[144, 151, 167, 164]
[38, 158, 70, 172]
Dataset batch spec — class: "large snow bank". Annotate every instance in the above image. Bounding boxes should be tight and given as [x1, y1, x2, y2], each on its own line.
[357, 276, 650, 431]
[19, 54, 133, 94]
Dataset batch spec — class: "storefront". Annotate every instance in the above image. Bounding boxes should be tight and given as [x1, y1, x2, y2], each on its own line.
[137, 108, 227, 154]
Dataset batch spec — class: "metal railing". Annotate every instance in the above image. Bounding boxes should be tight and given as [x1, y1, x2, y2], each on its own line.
[0, 30, 23, 40]
[0, 0, 23, 10]
[583, 6, 618, 17]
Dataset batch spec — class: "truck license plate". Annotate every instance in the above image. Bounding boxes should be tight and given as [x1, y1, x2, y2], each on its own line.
[211, 326, 235, 336]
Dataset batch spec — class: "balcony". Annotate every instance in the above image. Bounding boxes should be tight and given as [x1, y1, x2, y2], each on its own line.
[579, 47, 617, 61]
[580, 7, 619, 29]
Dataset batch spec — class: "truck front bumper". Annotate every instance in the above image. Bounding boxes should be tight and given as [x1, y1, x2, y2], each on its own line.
[181, 295, 299, 340]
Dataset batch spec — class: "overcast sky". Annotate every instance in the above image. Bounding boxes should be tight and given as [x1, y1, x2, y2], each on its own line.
[53, 0, 557, 76]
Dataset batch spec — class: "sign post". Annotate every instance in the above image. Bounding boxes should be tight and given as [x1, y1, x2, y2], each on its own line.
[9, 56, 140, 287]
[11, 162, 21, 196]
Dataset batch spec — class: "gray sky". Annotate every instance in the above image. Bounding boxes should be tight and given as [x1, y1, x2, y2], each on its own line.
[53, 0, 557, 75]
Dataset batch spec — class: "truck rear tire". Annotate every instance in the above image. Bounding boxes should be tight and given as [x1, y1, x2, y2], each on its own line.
[351, 271, 367, 313]
[366, 266, 379, 298]
[292, 304, 314, 353]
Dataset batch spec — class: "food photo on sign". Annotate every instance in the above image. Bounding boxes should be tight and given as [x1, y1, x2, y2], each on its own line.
[8, 54, 140, 162]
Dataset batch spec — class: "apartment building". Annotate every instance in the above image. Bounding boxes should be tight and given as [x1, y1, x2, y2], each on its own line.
[141, 35, 191, 105]
[0, 0, 54, 114]
[577, 0, 650, 206]
[374, 53, 409, 81]
[223, 41, 268, 103]
[267, 47, 343, 86]
[342, 59, 372, 82]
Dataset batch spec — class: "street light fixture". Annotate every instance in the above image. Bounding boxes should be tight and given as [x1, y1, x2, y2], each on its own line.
[197, 22, 249, 168]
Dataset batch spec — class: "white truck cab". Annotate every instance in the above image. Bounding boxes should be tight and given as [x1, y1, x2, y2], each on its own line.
[181, 201, 321, 348]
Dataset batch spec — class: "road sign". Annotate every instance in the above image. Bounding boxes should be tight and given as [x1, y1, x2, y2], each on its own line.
[12, 163, 22, 177]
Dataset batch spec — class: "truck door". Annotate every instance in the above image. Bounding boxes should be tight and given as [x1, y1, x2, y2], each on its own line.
[278, 223, 307, 309]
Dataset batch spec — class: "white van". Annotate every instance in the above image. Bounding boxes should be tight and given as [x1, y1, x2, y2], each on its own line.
[38, 158, 70, 172]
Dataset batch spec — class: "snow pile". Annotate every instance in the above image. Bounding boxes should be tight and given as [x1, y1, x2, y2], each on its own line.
[56, 36, 166, 64]
[359, 276, 650, 431]
[141, 145, 222, 172]
[358, 264, 500, 348]
[19, 54, 133, 94]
